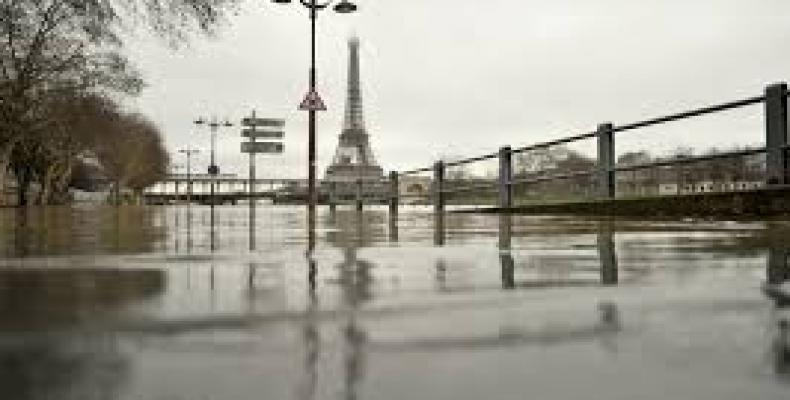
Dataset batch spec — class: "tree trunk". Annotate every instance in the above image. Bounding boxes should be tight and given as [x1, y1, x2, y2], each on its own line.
[37, 164, 56, 205]
[0, 143, 13, 207]
[51, 162, 73, 204]
[16, 167, 31, 207]
[114, 179, 121, 206]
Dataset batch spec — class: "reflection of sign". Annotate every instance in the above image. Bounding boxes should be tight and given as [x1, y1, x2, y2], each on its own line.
[241, 142, 284, 154]
[208, 165, 219, 175]
[298, 90, 326, 111]
[242, 118, 284, 127]
[242, 129, 284, 139]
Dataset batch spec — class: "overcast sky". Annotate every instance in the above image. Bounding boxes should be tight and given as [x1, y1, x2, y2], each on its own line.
[125, 0, 790, 178]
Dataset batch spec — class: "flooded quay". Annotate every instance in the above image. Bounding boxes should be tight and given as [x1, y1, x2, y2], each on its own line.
[1, 205, 789, 400]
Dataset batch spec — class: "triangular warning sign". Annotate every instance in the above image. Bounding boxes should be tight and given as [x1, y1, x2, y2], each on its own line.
[299, 90, 327, 111]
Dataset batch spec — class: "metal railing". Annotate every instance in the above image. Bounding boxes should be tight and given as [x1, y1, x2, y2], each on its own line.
[386, 82, 790, 212]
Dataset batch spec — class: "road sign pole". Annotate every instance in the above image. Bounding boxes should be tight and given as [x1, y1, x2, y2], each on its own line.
[249, 111, 257, 250]
[241, 113, 285, 251]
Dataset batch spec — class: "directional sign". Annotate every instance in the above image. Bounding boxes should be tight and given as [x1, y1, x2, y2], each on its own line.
[242, 117, 285, 127]
[242, 129, 284, 139]
[298, 90, 327, 111]
[241, 142, 284, 154]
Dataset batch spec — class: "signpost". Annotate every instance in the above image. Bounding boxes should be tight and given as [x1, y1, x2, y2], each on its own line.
[242, 110, 285, 250]
[241, 142, 284, 154]
[242, 117, 285, 128]
[242, 129, 284, 139]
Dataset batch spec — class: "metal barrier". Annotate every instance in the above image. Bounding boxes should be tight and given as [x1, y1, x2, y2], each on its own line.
[390, 82, 789, 211]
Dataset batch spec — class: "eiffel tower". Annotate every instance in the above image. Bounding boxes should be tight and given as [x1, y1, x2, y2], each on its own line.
[324, 37, 383, 199]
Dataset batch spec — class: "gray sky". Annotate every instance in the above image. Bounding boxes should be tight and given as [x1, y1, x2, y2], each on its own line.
[125, 0, 790, 178]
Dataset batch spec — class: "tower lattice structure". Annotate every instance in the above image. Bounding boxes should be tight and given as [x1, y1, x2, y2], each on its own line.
[324, 37, 383, 197]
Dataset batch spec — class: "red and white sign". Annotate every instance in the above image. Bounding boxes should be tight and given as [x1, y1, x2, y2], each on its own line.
[298, 90, 327, 111]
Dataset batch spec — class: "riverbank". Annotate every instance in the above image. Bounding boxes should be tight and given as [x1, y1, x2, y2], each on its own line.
[465, 186, 790, 217]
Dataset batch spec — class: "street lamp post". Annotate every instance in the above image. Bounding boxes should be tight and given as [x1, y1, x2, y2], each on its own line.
[170, 164, 184, 203]
[195, 117, 231, 253]
[272, 0, 358, 245]
[194, 117, 233, 206]
[178, 148, 200, 205]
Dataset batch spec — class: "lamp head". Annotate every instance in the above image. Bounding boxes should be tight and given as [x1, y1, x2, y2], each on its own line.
[333, 0, 357, 14]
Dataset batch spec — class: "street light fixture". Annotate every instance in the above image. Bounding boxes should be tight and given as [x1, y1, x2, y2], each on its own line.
[271, 0, 359, 245]
[194, 117, 234, 205]
[333, 0, 357, 13]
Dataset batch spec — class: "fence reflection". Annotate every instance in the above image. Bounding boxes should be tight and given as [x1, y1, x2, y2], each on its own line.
[764, 224, 790, 377]
[597, 219, 618, 285]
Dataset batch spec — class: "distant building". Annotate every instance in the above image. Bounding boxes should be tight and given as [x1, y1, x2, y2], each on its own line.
[399, 176, 431, 202]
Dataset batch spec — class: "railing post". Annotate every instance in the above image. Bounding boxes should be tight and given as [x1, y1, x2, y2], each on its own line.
[355, 178, 363, 211]
[597, 122, 615, 199]
[498, 146, 513, 209]
[389, 171, 399, 217]
[433, 161, 445, 213]
[765, 82, 788, 186]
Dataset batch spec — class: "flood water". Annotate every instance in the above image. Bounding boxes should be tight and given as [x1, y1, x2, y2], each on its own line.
[1, 204, 789, 399]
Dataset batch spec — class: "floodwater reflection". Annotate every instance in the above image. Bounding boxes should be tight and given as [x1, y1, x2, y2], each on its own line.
[0, 334, 130, 400]
[763, 223, 790, 378]
[0, 206, 167, 258]
[1, 206, 790, 399]
[597, 219, 618, 285]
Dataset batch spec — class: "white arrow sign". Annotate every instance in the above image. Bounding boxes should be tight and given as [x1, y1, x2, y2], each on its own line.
[242, 117, 285, 127]
[242, 129, 284, 139]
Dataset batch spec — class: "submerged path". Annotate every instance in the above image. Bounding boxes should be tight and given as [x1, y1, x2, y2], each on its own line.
[0, 205, 789, 399]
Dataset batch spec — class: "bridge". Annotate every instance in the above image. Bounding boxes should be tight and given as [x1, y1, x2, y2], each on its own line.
[143, 173, 401, 205]
[144, 174, 304, 204]
[146, 82, 790, 216]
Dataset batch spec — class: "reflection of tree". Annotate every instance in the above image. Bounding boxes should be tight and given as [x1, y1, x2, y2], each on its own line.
[0, 268, 165, 330]
[0, 266, 163, 400]
[0, 206, 168, 257]
[0, 335, 130, 400]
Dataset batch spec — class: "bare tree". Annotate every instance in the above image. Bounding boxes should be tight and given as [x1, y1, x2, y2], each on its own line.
[94, 111, 168, 204]
[1, 0, 238, 205]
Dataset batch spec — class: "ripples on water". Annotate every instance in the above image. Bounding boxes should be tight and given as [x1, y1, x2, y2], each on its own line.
[1, 205, 789, 399]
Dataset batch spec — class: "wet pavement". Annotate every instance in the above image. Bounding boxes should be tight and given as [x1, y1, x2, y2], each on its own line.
[1, 204, 789, 399]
